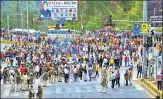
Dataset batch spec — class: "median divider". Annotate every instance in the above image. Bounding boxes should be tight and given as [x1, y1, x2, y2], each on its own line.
[141, 79, 162, 98]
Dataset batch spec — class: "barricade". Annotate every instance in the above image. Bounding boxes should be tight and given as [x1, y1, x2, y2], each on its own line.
[2, 40, 48, 47]
[142, 79, 162, 98]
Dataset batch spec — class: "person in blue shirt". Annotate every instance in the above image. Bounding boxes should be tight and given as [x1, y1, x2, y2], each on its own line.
[40, 1, 51, 18]
[129, 62, 134, 72]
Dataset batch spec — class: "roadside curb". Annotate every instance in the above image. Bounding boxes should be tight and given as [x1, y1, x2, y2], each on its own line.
[141, 79, 162, 98]
[141, 81, 156, 98]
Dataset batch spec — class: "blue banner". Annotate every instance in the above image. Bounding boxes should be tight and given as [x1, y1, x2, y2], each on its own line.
[133, 24, 141, 35]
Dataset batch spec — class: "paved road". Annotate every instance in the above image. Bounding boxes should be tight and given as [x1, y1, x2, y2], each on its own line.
[1, 67, 151, 98]
[0, 43, 156, 98]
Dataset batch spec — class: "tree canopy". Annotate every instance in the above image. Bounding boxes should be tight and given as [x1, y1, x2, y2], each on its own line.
[1, 1, 143, 31]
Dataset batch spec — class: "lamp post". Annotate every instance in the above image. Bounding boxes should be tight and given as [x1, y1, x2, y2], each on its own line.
[143, 0, 148, 79]
[26, 1, 29, 33]
[21, 1, 23, 36]
[7, 14, 9, 34]
[7, 13, 25, 33]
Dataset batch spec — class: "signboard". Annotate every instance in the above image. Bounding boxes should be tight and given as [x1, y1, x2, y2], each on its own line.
[141, 23, 148, 33]
[133, 24, 141, 35]
[40, 1, 78, 20]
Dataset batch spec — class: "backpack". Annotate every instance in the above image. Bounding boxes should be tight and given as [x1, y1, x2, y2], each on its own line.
[124, 72, 128, 79]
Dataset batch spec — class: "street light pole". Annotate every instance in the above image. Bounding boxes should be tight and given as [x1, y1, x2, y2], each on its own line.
[152, 0, 156, 80]
[26, 1, 29, 33]
[143, 0, 148, 79]
[7, 14, 9, 34]
[21, 1, 23, 35]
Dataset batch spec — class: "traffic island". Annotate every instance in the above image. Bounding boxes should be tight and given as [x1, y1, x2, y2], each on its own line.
[141, 79, 162, 98]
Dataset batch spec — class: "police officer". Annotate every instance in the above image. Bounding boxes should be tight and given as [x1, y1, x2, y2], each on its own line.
[100, 67, 108, 93]
[29, 68, 35, 84]
[27, 73, 33, 89]
[49, 67, 55, 84]
[36, 85, 43, 99]
[42, 70, 48, 87]
[6, 67, 10, 84]
[28, 85, 34, 99]
[16, 73, 21, 92]
[3, 67, 7, 84]
[58, 65, 63, 82]
[42, 65, 47, 75]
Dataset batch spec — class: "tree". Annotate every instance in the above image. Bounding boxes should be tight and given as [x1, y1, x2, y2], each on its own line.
[1, 1, 143, 31]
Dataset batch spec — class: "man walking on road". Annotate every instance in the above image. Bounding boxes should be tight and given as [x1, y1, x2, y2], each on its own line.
[100, 67, 108, 93]
[128, 68, 132, 85]
[115, 70, 120, 87]
[124, 70, 128, 86]
[137, 62, 142, 78]
[111, 71, 116, 88]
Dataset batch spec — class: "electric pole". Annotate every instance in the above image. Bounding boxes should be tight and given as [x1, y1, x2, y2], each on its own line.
[21, 1, 23, 35]
[26, 1, 29, 33]
[143, 0, 148, 79]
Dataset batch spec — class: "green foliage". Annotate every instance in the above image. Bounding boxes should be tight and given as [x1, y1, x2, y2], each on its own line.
[153, 27, 163, 32]
[1, 1, 143, 31]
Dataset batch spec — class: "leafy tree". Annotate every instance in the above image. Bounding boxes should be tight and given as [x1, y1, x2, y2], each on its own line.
[1, 1, 143, 31]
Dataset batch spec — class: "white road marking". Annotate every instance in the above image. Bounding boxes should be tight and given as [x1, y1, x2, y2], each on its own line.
[13, 92, 20, 96]
[1, 89, 10, 97]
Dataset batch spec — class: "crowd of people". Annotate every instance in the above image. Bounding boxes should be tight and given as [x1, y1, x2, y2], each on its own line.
[0, 28, 162, 97]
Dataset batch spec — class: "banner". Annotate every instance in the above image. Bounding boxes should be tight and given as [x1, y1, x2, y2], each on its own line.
[133, 24, 141, 35]
[141, 23, 148, 33]
[40, 1, 78, 20]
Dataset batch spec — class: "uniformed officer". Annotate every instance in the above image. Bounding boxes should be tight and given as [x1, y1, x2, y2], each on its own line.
[6, 67, 10, 84]
[58, 65, 63, 82]
[100, 67, 108, 93]
[49, 67, 55, 84]
[36, 85, 43, 99]
[28, 85, 34, 99]
[16, 73, 21, 92]
[42, 65, 47, 75]
[42, 70, 48, 87]
[3, 67, 7, 84]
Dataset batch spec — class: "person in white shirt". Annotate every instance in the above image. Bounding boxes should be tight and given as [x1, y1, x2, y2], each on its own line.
[73, 66, 77, 82]
[10, 74, 15, 91]
[70, 65, 74, 83]
[102, 58, 108, 67]
[64, 67, 69, 83]
[40, 53, 44, 63]
[22, 73, 28, 91]
[35, 65, 40, 79]
[111, 71, 116, 88]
